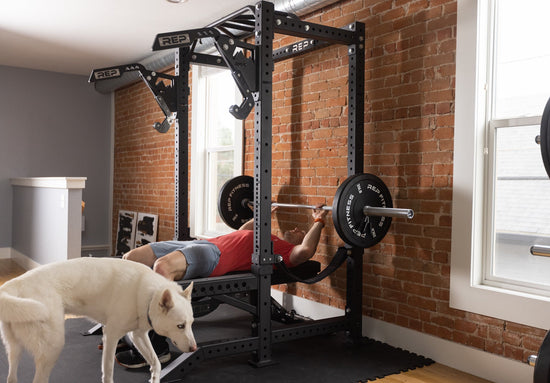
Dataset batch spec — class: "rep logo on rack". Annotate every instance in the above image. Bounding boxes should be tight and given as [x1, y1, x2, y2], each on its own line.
[158, 33, 190, 47]
[94, 68, 121, 80]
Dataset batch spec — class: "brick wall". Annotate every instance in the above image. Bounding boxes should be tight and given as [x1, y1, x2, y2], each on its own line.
[112, 78, 177, 245]
[112, 0, 546, 363]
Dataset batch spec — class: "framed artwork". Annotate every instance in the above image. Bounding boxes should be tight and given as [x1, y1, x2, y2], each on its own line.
[134, 212, 158, 248]
[115, 210, 137, 256]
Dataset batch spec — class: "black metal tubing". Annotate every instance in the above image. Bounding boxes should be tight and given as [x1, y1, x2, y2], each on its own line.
[273, 39, 329, 62]
[174, 48, 192, 240]
[272, 317, 349, 344]
[214, 294, 257, 314]
[347, 22, 365, 176]
[206, 5, 256, 29]
[180, 273, 258, 298]
[345, 21, 366, 342]
[160, 336, 260, 382]
[249, 0, 276, 368]
[273, 11, 360, 45]
[220, 21, 255, 33]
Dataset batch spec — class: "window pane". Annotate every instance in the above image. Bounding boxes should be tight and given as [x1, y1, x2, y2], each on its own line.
[493, 0, 550, 119]
[493, 125, 550, 287]
[207, 71, 237, 147]
[206, 150, 235, 233]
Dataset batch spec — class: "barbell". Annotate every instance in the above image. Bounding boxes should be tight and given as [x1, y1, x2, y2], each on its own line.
[218, 173, 414, 248]
[246, 202, 413, 219]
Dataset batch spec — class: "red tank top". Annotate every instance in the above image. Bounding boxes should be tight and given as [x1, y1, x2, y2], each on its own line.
[206, 230, 295, 277]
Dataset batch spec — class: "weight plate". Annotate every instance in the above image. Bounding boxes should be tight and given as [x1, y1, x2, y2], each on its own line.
[541, 97, 550, 179]
[534, 330, 550, 383]
[218, 175, 254, 230]
[332, 173, 393, 248]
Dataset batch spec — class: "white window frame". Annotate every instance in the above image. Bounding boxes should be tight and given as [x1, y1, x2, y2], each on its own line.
[451, 0, 550, 329]
[190, 65, 243, 239]
[484, 116, 545, 295]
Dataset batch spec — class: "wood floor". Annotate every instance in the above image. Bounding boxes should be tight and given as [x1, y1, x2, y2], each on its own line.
[0, 259, 492, 383]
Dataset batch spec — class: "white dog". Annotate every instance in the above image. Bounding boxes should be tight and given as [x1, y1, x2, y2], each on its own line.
[0, 257, 197, 383]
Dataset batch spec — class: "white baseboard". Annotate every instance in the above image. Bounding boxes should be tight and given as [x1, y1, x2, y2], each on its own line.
[11, 248, 41, 270]
[272, 289, 533, 383]
[81, 244, 111, 251]
[0, 247, 11, 259]
[4, 245, 111, 270]
[362, 316, 533, 383]
[271, 289, 344, 319]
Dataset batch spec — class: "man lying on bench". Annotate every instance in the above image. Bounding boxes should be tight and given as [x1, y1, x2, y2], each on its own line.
[116, 204, 328, 368]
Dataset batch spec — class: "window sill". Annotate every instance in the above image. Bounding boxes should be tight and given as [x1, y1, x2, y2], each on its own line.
[450, 267, 550, 329]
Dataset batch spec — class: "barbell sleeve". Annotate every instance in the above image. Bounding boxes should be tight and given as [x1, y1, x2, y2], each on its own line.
[530, 245, 550, 257]
[363, 206, 414, 219]
[245, 200, 414, 219]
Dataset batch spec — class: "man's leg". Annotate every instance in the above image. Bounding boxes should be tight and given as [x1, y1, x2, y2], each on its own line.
[123, 244, 188, 281]
[122, 244, 157, 267]
[152, 251, 188, 281]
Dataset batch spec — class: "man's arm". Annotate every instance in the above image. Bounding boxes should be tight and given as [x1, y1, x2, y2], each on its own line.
[238, 218, 254, 231]
[238, 205, 278, 231]
[288, 206, 328, 266]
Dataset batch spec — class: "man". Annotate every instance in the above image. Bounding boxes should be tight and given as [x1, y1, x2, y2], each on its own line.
[116, 205, 328, 368]
[122, 205, 328, 281]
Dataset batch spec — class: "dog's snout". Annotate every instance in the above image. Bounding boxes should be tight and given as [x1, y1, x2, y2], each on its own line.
[172, 339, 197, 353]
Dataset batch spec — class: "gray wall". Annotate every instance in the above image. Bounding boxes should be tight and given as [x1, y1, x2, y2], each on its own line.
[0, 65, 112, 254]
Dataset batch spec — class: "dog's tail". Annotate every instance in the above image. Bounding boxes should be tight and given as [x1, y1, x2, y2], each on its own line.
[0, 292, 49, 323]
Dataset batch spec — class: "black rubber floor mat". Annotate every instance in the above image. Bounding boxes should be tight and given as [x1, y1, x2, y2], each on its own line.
[0, 306, 433, 382]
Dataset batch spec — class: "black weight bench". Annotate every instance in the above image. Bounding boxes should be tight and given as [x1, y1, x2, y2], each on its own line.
[188, 260, 321, 321]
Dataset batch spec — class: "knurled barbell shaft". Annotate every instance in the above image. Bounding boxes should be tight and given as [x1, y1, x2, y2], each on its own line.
[245, 201, 414, 219]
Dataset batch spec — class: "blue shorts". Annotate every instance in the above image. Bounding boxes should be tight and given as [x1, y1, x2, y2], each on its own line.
[149, 240, 221, 280]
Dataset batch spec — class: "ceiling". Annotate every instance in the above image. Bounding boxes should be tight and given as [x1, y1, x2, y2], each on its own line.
[0, 0, 257, 76]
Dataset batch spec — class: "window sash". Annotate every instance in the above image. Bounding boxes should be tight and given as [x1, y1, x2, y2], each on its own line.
[190, 65, 242, 238]
[450, 0, 550, 330]
[481, 0, 550, 296]
[483, 118, 550, 296]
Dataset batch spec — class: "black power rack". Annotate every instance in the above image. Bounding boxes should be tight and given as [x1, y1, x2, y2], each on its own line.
[90, 1, 365, 381]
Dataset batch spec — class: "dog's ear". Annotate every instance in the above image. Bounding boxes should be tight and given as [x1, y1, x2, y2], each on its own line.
[159, 289, 174, 313]
[181, 281, 193, 301]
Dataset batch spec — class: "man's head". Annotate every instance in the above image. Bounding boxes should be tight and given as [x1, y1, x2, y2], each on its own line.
[283, 227, 306, 245]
